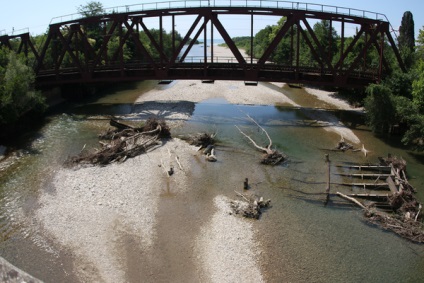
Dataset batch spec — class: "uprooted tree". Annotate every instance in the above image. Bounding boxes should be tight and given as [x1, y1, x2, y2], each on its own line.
[66, 117, 170, 166]
[235, 114, 285, 165]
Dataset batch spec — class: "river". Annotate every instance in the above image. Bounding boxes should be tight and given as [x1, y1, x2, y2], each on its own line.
[1, 44, 424, 282]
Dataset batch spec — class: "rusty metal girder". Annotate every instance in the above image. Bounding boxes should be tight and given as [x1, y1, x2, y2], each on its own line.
[2, 4, 406, 88]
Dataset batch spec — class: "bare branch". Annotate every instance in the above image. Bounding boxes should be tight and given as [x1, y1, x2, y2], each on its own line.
[235, 125, 272, 154]
[245, 114, 273, 150]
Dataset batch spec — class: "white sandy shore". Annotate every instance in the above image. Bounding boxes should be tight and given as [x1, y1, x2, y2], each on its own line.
[33, 44, 363, 282]
[136, 79, 298, 106]
[304, 87, 363, 111]
[37, 138, 195, 282]
[196, 195, 264, 283]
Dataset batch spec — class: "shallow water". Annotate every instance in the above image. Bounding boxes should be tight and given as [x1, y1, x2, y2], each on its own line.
[176, 98, 424, 282]
[0, 81, 424, 282]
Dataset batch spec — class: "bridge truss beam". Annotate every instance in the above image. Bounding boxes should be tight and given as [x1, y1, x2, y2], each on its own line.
[1, 5, 405, 88]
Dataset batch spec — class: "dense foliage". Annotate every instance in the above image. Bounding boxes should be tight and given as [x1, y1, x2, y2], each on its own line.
[231, 12, 424, 151]
[372, 12, 424, 151]
[0, 47, 46, 127]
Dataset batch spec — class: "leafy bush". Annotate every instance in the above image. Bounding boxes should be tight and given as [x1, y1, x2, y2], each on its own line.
[0, 48, 46, 126]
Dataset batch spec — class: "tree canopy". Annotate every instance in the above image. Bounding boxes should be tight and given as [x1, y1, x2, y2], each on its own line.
[398, 11, 415, 52]
[0, 48, 46, 126]
[77, 1, 104, 18]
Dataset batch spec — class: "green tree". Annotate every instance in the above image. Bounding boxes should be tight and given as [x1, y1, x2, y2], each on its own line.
[252, 25, 272, 59]
[312, 20, 338, 64]
[364, 84, 395, 133]
[266, 18, 290, 64]
[0, 48, 46, 125]
[398, 11, 415, 69]
[398, 11, 415, 52]
[384, 70, 413, 99]
[401, 114, 424, 151]
[77, 1, 106, 52]
[77, 1, 105, 18]
[412, 60, 424, 113]
[416, 27, 424, 60]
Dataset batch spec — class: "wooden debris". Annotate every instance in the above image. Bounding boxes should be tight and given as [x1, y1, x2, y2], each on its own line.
[230, 191, 271, 219]
[328, 135, 370, 157]
[365, 211, 424, 243]
[183, 132, 216, 148]
[334, 155, 424, 243]
[335, 164, 391, 171]
[175, 156, 184, 171]
[335, 173, 392, 178]
[335, 135, 353, 151]
[244, 178, 249, 190]
[235, 114, 285, 165]
[348, 193, 389, 199]
[205, 147, 217, 162]
[336, 192, 366, 209]
[66, 118, 170, 166]
[181, 132, 218, 162]
[324, 154, 331, 205]
[337, 182, 389, 188]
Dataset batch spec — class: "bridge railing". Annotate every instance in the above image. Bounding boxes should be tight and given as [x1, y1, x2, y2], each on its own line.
[49, 0, 387, 25]
[0, 27, 29, 36]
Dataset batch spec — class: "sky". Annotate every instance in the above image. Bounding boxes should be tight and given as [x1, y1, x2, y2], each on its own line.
[0, 0, 423, 39]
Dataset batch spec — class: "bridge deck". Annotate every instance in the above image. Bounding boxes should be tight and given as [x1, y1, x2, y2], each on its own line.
[36, 62, 377, 87]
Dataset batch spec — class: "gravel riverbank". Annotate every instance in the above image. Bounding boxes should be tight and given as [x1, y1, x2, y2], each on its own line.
[33, 44, 362, 282]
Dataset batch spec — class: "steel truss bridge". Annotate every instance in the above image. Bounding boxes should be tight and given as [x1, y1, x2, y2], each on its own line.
[0, 0, 405, 88]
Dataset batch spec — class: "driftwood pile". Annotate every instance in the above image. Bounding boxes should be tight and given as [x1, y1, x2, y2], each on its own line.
[335, 135, 354, 151]
[365, 209, 424, 243]
[230, 191, 271, 219]
[370, 155, 424, 242]
[66, 118, 170, 166]
[331, 135, 370, 157]
[236, 114, 285, 165]
[182, 132, 217, 162]
[337, 155, 424, 243]
[184, 132, 215, 148]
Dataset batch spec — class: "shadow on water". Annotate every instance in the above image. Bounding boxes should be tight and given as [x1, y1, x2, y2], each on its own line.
[275, 104, 367, 130]
[410, 152, 424, 164]
[69, 101, 196, 129]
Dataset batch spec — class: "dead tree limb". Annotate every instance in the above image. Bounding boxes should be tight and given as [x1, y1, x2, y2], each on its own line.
[245, 114, 273, 151]
[235, 115, 285, 165]
[235, 125, 273, 155]
[336, 192, 366, 209]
